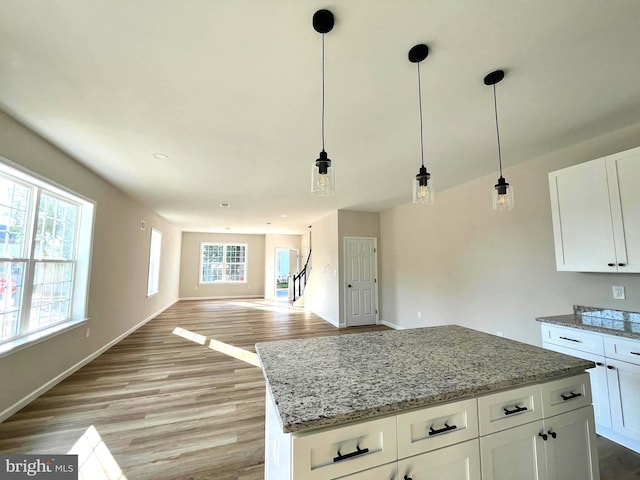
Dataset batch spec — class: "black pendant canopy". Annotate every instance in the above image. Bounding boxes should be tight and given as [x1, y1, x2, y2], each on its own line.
[408, 44, 429, 63]
[313, 9, 334, 34]
[484, 69, 505, 86]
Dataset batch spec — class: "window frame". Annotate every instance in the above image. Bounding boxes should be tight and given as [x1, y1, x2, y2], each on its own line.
[199, 242, 248, 284]
[0, 156, 94, 357]
[147, 228, 162, 297]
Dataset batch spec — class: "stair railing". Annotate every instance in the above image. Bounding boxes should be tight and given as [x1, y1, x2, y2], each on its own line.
[292, 250, 311, 301]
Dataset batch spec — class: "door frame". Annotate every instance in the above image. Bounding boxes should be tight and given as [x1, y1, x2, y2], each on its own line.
[343, 236, 379, 326]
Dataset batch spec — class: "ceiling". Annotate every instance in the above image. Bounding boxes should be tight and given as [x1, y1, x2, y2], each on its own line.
[1, 0, 639, 234]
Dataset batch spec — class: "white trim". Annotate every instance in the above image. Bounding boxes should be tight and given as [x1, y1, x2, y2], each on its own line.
[380, 320, 406, 330]
[178, 295, 263, 301]
[0, 300, 176, 423]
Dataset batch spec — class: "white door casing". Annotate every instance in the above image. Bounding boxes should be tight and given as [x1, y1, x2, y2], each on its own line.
[344, 237, 378, 326]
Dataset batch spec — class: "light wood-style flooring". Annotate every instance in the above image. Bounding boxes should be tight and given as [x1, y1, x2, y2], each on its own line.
[0, 299, 639, 479]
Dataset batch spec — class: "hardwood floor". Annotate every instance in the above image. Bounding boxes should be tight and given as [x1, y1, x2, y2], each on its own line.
[0, 299, 388, 479]
[0, 298, 639, 479]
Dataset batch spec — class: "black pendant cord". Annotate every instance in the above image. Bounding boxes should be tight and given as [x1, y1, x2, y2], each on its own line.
[417, 62, 425, 168]
[492, 84, 503, 177]
[321, 33, 326, 151]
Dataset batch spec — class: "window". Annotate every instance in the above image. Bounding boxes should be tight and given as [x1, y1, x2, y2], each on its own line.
[147, 228, 161, 296]
[200, 243, 247, 283]
[0, 159, 94, 354]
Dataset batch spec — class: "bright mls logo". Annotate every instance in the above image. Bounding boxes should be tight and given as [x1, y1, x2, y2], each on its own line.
[0, 455, 77, 479]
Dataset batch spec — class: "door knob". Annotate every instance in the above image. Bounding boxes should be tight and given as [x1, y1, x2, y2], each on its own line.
[348, 284, 352, 288]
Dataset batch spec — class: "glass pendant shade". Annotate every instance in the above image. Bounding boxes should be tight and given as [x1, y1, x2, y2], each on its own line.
[413, 165, 434, 204]
[311, 150, 335, 196]
[492, 176, 514, 211]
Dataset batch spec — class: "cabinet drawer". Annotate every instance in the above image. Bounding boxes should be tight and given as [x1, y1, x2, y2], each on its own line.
[541, 324, 604, 355]
[478, 384, 543, 436]
[292, 416, 397, 480]
[604, 336, 640, 365]
[541, 373, 592, 417]
[336, 461, 397, 479]
[397, 398, 478, 459]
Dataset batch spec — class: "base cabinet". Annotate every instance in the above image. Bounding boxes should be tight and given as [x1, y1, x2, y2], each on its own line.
[397, 439, 480, 480]
[606, 357, 640, 444]
[265, 373, 598, 480]
[541, 323, 640, 453]
[480, 407, 599, 480]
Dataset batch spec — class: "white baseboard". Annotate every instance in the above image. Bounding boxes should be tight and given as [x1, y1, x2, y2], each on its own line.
[381, 320, 406, 330]
[0, 300, 177, 423]
[178, 295, 263, 301]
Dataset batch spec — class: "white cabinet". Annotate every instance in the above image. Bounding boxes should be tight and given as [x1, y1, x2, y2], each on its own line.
[397, 439, 481, 480]
[548, 145, 640, 272]
[266, 373, 597, 479]
[541, 323, 640, 453]
[480, 395, 599, 480]
[480, 419, 547, 480]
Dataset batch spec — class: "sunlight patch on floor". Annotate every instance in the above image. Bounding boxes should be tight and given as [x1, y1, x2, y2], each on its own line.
[209, 338, 261, 367]
[172, 326, 207, 345]
[68, 425, 127, 480]
[229, 300, 308, 315]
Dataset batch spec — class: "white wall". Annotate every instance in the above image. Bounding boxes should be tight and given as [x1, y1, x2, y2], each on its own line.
[305, 211, 339, 325]
[264, 234, 302, 300]
[0, 111, 181, 420]
[179, 232, 265, 299]
[380, 122, 640, 346]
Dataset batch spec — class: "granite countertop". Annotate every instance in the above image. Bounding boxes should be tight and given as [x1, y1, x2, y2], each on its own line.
[536, 305, 640, 340]
[256, 324, 593, 434]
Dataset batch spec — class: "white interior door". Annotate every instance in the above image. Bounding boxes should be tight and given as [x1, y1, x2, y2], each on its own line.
[345, 237, 378, 326]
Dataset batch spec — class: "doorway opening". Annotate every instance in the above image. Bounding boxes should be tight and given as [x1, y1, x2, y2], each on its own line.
[275, 248, 298, 303]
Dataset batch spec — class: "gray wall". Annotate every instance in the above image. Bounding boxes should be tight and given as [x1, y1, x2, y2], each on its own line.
[379, 122, 640, 346]
[179, 232, 265, 299]
[0, 111, 181, 420]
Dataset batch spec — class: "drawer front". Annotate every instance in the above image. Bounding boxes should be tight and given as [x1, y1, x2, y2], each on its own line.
[292, 416, 397, 480]
[397, 398, 478, 459]
[477, 384, 543, 436]
[336, 461, 397, 480]
[541, 324, 604, 355]
[541, 373, 592, 417]
[604, 336, 640, 365]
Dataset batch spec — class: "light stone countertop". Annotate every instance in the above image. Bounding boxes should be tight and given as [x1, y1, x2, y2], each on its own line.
[536, 306, 640, 340]
[255, 324, 593, 434]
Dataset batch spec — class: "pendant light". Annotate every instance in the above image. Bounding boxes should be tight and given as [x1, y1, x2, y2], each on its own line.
[409, 44, 434, 205]
[484, 69, 514, 211]
[311, 9, 335, 196]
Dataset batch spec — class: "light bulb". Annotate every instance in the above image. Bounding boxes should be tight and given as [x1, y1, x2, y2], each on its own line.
[318, 174, 329, 189]
[418, 185, 428, 199]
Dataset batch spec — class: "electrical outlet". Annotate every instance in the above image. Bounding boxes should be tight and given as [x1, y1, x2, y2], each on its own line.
[496, 332, 504, 337]
[612, 286, 626, 300]
[86, 327, 91, 338]
[417, 311, 422, 320]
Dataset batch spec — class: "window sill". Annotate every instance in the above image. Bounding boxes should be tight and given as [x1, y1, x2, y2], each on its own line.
[0, 319, 88, 359]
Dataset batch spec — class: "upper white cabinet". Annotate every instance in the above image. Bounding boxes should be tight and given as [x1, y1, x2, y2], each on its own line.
[548, 146, 640, 272]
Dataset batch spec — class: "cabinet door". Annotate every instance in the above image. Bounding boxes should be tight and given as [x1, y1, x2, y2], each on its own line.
[606, 358, 640, 443]
[541, 340, 611, 429]
[548, 159, 617, 272]
[336, 461, 397, 479]
[606, 148, 640, 273]
[542, 406, 600, 480]
[480, 421, 547, 480]
[397, 439, 481, 480]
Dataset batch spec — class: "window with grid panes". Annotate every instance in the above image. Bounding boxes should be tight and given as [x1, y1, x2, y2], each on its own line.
[200, 243, 247, 283]
[0, 159, 94, 355]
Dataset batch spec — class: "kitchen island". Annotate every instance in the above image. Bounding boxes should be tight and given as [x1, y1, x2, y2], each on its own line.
[256, 325, 600, 480]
